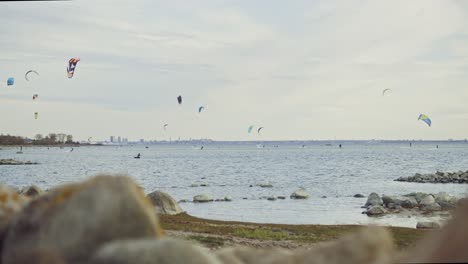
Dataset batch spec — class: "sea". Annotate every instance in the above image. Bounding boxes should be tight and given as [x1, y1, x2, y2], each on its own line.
[1, 141, 467, 228]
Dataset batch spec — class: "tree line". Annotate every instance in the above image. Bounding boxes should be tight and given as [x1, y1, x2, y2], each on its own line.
[0, 133, 76, 145]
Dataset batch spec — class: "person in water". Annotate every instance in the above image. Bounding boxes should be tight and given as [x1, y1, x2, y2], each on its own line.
[135, 153, 141, 158]
[339, 144, 342, 148]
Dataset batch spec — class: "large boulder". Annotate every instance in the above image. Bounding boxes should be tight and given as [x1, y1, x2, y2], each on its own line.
[91, 239, 220, 264]
[434, 192, 458, 210]
[433, 192, 453, 204]
[1, 175, 163, 264]
[365, 192, 383, 207]
[20, 185, 43, 198]
[365, 206, 386, 216]
[193, 194, 214, 203]
[420, 195, 441, 211]
[146, 191, 183, 215]
[290, 188, 310, 199]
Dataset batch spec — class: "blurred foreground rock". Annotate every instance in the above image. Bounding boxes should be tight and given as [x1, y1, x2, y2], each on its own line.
[1, 175, 163, 264]
[216, 227, 394, 264]
[91, 238, 220, 264]
[19, 185, 43, 198]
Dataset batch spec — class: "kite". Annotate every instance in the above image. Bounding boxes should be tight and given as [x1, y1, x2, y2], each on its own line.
[382, 89, 391, 96]
[25, 70, 39, 81]
[33, 94, 38, 100]
[7, 77, 14, 86]
[248, 125, 254, 134]
[257, 127, 264, 135]
[163, 124, 168, 130]
[67, 58, 80, 78]
[34, 112, 38, 119]
[177, 95, 182, 105]
[198, 106, 205, 113]
[418, 114, 432, 127]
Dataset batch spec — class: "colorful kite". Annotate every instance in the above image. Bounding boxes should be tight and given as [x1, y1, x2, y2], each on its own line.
[67, 58, 80, 78]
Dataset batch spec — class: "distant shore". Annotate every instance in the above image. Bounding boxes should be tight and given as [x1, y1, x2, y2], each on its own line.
[0, 143, 102, 148]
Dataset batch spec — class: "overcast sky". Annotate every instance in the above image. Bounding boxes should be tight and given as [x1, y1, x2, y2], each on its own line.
[0, 0, 467, 141]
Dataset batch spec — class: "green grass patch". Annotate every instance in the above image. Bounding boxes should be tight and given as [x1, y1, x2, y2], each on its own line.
[187, 235, 228, 248]
[233, 228, 290, 240]
[160, 213, 428, 250]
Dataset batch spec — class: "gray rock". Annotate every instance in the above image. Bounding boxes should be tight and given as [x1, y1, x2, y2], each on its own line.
[400, 197, 418, 208]
[147, 191, 183, 215]
[91, 238, 220, 264]
[290, 188, 310, 199]
[178, 199, 189, 203]
[1, 175, 163, 264]
[438, 200, 457, 210]
[190, 184, 199, 187]
[383, 195, 417, 208]
[193, 194, 214, 203]
[433, 192, 453, 204]
[365, 192, 383, 207]
[267, 196, 277, 201]
[277, 196, 286, 200]
[423, 203, 442, 212]
[366, 206, 386, 216]
[416, 221, 440, 229]
[404, 192, 429, 203]
[386, 203, 402, 210]
[224, 196, 232, 202]
[353, 194, 365, 198]
[258, 184, 273, 188]
[420, 195, 436, 206]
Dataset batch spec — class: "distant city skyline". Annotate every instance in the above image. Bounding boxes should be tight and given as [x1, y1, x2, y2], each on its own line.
[1, 1, 468, 141]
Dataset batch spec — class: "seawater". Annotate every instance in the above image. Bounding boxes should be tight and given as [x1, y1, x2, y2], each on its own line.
[1, 141, 467, 228]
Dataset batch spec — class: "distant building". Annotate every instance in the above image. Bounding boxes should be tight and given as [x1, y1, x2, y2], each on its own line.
[118, 136, 121, 143]
[110, 136, 115, 143]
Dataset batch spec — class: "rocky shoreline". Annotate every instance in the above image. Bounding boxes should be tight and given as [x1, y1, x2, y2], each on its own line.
[395, 170, 468, 184]
[362, 191, 464, 228]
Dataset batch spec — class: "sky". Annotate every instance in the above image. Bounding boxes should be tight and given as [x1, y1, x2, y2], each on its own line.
[0, 0, 467, 141]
